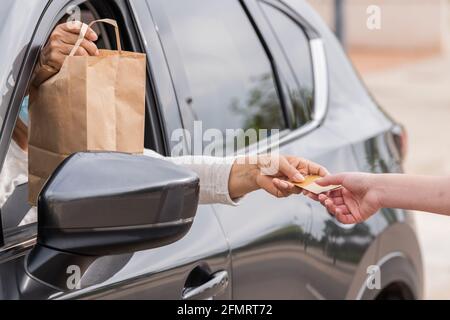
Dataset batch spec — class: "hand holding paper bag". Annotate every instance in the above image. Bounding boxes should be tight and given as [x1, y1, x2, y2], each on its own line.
[28, 19, 146, 205]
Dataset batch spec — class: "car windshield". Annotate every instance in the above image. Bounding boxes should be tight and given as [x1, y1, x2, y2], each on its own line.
[0, 0, 44, 139]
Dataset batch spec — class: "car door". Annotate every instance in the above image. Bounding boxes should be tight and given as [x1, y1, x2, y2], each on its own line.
[0, 0, 232, 300]
[141, 0, 320, 299]
[145, 0, 378, 300]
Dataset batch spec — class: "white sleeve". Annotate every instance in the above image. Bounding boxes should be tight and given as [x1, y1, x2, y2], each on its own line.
[143, 149, 241, 206]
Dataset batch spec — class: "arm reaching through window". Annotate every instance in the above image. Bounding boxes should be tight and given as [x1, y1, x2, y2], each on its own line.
[144, 149, 328, 205]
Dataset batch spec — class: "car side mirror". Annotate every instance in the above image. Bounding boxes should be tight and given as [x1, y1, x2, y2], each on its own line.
[26, 152, 199, 290]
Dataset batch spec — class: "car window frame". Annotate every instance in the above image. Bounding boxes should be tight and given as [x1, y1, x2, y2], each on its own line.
[0, 0, 58, 256]
[240, 0, 329, 154]
[0, 1, 49, 186]
[259, 0, 316, 127]
[0, 0, 165, 253]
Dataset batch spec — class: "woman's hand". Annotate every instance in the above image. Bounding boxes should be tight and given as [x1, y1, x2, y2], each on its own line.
[41, 21, 99, 70]
[33, 22, 99, 86]
[315, 173, 381, 224]
[228, 155, 329, 199]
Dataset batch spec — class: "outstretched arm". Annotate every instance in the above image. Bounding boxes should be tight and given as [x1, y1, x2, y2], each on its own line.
[32, 21, 99, 87]
[315, 173, 450, 224]
[371, 174, 450, 214]
[144, 149, 328, 205]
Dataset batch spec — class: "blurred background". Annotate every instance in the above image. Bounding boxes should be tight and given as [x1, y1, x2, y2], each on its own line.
[307, 0, 450, 299]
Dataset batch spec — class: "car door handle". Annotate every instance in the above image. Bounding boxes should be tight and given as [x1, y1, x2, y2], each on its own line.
[182, 270, 229, 300]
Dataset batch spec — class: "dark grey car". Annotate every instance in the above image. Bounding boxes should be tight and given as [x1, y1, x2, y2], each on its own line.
[0, 0, 423, 299]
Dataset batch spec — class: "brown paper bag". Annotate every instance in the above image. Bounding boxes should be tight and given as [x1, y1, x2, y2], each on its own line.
[28, 19, 146, 205]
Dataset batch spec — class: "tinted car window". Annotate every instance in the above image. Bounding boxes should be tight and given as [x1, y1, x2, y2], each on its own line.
[261, 3, 314, 127]
[150, 0, 286, 151]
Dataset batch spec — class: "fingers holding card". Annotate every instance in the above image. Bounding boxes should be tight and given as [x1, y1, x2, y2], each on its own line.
[291, 175, 341, 195]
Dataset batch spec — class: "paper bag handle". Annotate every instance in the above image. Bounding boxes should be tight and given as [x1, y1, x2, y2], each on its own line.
[69, 19, 122, 56]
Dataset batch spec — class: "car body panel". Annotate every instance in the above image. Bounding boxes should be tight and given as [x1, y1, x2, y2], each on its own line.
[54, 206, 232, 300]
[0, 206, 231, 300]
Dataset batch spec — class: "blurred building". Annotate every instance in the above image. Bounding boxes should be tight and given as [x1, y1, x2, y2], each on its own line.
[307, 0, 450, 54]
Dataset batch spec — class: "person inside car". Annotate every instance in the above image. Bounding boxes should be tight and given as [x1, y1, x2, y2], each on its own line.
[0, 21, 328, 226]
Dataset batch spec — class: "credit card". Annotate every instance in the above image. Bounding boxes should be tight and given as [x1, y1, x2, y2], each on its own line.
[292, 175, 341, 195]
